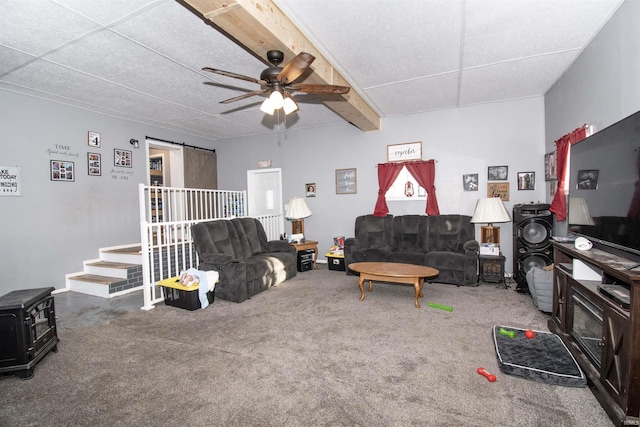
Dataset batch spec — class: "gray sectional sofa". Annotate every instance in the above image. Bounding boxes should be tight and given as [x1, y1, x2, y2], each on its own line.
[344, 214, 479, 286]
[191, 218, 297, 303]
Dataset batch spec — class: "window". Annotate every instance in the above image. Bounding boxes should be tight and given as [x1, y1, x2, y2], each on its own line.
[386, 166, 426, 201]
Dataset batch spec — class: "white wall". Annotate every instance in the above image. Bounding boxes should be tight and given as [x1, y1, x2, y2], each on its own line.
[216, 97, 547, 275]
[0, 91, 216, 295]
[544, 0, 640, 234]
[545, 0, 640, 154]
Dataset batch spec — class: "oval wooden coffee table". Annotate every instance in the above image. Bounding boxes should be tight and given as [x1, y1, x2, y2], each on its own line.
[348, 262, 439, 308]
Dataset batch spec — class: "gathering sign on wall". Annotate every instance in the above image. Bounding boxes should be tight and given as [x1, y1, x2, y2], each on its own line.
[387, 141, 422, 162]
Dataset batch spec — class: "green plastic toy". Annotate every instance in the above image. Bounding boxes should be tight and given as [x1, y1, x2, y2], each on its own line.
[499, 327, 516, 338]
[427, 302, 453, 312]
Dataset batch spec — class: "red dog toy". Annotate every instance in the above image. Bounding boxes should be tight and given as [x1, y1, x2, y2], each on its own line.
[477, 367, 497, 382]
[525, 329, 536, 339]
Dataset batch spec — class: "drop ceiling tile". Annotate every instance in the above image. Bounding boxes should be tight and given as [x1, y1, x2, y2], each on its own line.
[54, 0, 161, 25]
[42, 30, 247, 115]
[4, 61, 200, 122]
[0, 46, 35, 76]
[463, 0, 624, 67]
[0, 0, 99, 56]
[459, 51, 578, 106]
[112, 1, 267, 80]
[365, 73, 460, 116]
[170, 115, 266, 139]
[276, 0, 463, 88]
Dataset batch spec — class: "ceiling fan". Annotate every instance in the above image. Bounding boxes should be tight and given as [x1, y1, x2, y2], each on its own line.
[203, 50, 350, 115]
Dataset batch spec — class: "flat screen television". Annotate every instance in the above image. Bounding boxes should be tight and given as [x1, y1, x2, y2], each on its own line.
[568, 109, 640, 262]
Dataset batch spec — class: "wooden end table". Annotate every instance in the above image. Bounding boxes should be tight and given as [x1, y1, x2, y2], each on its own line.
[348, 262, 439, 308]
[290, 240, 318, 270]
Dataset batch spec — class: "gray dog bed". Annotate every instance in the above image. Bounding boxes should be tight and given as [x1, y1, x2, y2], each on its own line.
[493, 326, 586, 387]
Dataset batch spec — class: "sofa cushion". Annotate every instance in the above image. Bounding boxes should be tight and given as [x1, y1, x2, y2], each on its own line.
[425, 215, 474, 253]
[392, 215, 429, 253]
[354, 214, 394, 250]
[232, 218, 267, 258]
[192, 220, 240, 262]
[351, 248, 390, 263]
[388, 252, 425, 265]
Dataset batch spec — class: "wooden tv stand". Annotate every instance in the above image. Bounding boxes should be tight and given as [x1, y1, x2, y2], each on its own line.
[549, 242, 640, 426]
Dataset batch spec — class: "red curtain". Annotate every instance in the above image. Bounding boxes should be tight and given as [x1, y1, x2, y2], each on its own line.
[374, 160, 440, 216]
[628, 150, 640, 218]
[373, 162, 403, 216]
[550, 126, 587, 221]
[405, 160, 440, 215]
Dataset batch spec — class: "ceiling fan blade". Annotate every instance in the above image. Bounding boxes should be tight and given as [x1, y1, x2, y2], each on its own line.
[289, 84, 350, 95]
[220, 89, 269, 104]
[277, 52, 315, 84]
[202, 67, 267, 85]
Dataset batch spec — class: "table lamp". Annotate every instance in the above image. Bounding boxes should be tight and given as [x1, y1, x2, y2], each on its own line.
[471, 197, 511, 244]
[285, 196, 312, 236]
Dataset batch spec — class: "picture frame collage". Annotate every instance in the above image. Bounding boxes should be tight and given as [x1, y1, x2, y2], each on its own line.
[52, 130, 136, 182]
[463, 164, 537, 201]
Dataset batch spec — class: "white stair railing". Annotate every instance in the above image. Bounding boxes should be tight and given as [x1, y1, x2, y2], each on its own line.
[138, 184, 283, 310]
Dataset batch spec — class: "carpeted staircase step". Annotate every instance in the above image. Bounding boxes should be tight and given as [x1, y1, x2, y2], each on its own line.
[67, 274, 127, 298]
[85, 260, 139, 278]
[71, 274, 125, 285]
[99, 245, 142, 264]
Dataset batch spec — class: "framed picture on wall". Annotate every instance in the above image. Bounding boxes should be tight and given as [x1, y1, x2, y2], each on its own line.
[50, 160, 75, 182]
[114, 149, 132, 168]
[488, 165, 508, 181]
[463, 174, 478, 191]
[487, 182, 509, 201]
[544, 151, 557, 181]
[88, 131, 101, 148]
[88, 153, 101, 176]
[335, 168, 357, 194]
[306, 183, 316, 197]
[517, 171, 535, 190]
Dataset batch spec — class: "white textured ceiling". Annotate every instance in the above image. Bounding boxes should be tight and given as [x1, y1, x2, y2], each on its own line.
[0, 0, 625, 143]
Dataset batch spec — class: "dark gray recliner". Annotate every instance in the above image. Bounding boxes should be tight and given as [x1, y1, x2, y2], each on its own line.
[191, 218, 297, 303]
[344, 214, 479, 286]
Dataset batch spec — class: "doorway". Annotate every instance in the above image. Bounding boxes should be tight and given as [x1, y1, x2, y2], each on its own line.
[247, 168, 283, 217]
[146, 138, 184, 188]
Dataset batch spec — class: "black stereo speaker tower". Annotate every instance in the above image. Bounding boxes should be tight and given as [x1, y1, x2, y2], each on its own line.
[512, 203, 553, 292]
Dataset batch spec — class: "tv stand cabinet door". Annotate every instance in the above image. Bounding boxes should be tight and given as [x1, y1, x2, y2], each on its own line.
[552, 265, 569, 332]
[601, 305, 632, 414]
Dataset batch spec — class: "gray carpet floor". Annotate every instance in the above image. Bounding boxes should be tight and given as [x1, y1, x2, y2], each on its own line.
[0, 267, 613, 426]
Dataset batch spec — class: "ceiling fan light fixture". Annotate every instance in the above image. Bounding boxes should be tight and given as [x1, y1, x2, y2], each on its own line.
[283, 94, 299, 115]
[269, 90, 284, 109]
[260, 97, 275, 115]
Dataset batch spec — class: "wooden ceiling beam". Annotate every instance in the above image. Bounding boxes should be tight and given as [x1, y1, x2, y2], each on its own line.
[181, 0, 381, 132]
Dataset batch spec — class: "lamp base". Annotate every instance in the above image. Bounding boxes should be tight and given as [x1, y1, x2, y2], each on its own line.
[291, 219, 304, 236]
[480, 225, 500, 245]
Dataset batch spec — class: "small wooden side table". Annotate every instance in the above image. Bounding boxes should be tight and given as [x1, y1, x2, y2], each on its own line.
[290, 240, 318, 270]
[478, 253, 507, 287]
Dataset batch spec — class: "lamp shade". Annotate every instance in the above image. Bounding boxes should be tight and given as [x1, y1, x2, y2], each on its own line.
[285, 197, 312, 220]
[471, 198, 511, 224]
[569, 197, 594, 225]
